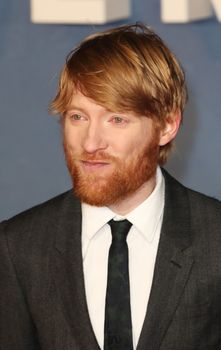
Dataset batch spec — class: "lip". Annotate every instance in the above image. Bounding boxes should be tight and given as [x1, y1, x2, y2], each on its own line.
[80, 160, 110, 170]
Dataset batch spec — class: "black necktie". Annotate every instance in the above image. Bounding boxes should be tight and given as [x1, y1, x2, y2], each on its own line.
[104, 219, 133, 350]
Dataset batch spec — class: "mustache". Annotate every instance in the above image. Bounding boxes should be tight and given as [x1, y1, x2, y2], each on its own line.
[63, 141, 119, 163]
[73, 151, 118, 162]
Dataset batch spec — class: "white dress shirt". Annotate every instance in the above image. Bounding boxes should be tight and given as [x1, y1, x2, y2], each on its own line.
[81, 167, 165, 349]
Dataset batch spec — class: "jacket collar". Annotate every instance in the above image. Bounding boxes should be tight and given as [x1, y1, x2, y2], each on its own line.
[137, 169, 194, 350]
[54, 190, 101, 350]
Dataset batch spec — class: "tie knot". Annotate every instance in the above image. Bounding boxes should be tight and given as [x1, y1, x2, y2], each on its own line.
[108, 219, 132, 243]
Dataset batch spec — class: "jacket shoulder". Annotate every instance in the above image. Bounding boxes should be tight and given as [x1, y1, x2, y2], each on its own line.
[163, 168, 221, 225]
[187, 187, 221, 228]
[0, 190, 80, 239]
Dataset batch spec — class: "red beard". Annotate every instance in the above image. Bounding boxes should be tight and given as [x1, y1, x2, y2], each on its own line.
[63, 137, 159, 207]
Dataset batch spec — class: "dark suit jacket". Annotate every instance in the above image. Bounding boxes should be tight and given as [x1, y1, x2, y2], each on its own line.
[1, 170, 221, 350]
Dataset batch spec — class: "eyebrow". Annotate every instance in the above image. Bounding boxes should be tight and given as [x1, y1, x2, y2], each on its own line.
[66, 105, 86, 112]
[65, 104, 111, 116]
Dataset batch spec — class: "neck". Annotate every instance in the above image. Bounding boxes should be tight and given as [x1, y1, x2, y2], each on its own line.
[109, 174, 156, 216]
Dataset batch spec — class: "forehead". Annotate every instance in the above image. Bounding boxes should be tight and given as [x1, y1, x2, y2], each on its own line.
[69, 90, 105, 112]
[67, 89, 146, 117]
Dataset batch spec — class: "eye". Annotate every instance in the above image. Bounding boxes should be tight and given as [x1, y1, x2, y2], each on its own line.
[67, 113, 87, 123]
[112, 116, 127, 124]
[71, 113, 82, 121]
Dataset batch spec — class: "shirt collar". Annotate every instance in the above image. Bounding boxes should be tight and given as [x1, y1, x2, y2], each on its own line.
[81, 167, 165, 243]
[126, 167, 165, 242]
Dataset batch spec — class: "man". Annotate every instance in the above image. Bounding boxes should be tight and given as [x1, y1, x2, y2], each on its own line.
[0, 23, 221, 350]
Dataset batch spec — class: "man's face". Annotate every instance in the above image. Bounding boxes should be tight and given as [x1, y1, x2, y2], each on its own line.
[63, 90, 161, 207]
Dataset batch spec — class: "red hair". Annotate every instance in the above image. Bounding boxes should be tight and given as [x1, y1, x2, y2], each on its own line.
[50, 23, 187, 164]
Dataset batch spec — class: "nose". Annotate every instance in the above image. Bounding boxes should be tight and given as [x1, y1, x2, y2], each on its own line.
[82, 121, 108, 154]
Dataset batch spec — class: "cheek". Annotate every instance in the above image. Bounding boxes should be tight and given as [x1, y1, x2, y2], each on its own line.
[124, 133, 156, 161]
[114, 140, 144, 162]
[63, 126, 80, 150]
[127, 132, 151, 154]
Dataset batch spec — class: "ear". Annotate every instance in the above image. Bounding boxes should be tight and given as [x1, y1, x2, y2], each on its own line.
[158, 112, 181, 146]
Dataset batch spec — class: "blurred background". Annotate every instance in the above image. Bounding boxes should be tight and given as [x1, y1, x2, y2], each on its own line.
[0, 0, 221, 220]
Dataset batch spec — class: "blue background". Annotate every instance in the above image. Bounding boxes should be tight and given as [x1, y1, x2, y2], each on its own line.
[0, 0, 221, 220]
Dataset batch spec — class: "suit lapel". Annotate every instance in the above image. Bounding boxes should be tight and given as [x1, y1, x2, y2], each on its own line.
[52, 191, 100, 350]
[137, 170, 194, 350]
